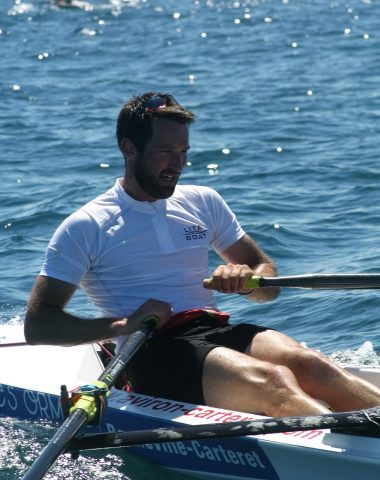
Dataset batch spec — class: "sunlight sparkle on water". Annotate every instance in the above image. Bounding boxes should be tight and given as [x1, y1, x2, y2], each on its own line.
[207, 163, 219, 175]
[37, 52, 50, 60]
[8, 2, 35, 15]
[0, 417, 129, 479]
[80, 28, 97, 36]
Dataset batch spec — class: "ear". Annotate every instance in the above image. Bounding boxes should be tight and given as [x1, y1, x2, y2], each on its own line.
[120, 138, 138, 161]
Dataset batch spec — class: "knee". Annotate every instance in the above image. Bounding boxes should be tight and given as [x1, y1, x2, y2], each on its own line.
[246, 363, 302, 414]
[263, 364, 299, 390]
[243, 361, 298, 394]
[289, 347, 340, 380]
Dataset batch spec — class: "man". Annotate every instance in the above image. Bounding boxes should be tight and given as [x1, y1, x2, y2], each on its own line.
[25, 92, 380, 418]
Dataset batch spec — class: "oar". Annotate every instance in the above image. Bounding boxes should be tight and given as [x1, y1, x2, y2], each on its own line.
[23, 316, 158, 480]
[208, 273, 380, 290]
[67, 406, 380, 453]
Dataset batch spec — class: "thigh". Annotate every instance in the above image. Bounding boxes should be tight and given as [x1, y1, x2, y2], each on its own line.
[246, 328, 305, 364]
[202, 346, 332, 416]
[202, 346, 282, 413]
[246, 329, 335, 397]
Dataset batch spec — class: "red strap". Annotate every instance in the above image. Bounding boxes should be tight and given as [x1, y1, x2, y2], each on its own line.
[156, 308, 230, 334]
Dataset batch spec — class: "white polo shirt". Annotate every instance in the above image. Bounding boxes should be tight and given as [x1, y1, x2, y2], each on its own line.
[41, 179, 245, 317]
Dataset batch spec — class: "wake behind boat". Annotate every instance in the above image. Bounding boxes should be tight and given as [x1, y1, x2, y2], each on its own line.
[1, 324, 380, 480]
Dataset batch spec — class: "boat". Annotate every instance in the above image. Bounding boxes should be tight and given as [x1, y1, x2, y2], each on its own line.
[52, 0, 94, 11]
[1, 323, 380, 480]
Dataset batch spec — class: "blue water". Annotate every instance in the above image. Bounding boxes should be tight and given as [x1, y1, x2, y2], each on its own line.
[1, 0, 380, 477]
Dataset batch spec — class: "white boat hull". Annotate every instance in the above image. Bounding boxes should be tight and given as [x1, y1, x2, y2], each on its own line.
[1, 324, 380, 479]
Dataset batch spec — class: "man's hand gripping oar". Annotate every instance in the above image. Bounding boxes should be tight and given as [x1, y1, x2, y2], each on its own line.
[205, 272, 380, 291]
[23, 300, 170, 480]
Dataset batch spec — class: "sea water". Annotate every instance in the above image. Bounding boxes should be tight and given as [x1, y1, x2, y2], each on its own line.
[1, 0, 380, 478]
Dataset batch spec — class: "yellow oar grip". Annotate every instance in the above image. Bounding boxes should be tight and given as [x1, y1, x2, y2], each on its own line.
[244, 276, 262, 289]
[208, 275, 262, 290]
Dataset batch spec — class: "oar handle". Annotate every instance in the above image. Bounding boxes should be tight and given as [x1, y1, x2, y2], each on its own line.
[98, 315, 158, 387]
[207, 273, 380, 290]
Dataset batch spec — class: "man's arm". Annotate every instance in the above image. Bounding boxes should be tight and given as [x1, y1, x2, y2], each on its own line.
[24, 275, 171, 346]
[203, 234, 280, 303]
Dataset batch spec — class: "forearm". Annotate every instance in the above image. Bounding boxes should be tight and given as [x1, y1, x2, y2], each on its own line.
[24, 303, 128, 347]
[24, 296, 172, 347]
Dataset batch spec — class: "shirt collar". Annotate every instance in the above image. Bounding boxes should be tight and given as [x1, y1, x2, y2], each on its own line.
[114, 178, 166, 214]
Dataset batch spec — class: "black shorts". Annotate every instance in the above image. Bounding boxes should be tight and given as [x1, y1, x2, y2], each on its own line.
[126, 313, 269, 405]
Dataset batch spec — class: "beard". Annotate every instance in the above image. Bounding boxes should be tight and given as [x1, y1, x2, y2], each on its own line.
[133, 157, 177, 199]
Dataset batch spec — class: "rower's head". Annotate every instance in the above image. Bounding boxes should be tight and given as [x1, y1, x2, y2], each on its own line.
[117, 93, 195, 202]
[117, 92, 195, 155]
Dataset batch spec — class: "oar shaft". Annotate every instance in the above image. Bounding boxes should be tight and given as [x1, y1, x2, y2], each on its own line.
[246, 274, 380, 290]
[23, 409, 87, 480]
[23, 319, 157, 480]
[68, 406, 380, 452]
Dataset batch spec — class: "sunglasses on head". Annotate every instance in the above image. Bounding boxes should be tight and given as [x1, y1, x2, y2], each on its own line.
[143, 95, 168, 113]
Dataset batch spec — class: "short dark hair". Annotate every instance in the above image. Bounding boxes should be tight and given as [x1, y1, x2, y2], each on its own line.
[116, 92, 195, 153]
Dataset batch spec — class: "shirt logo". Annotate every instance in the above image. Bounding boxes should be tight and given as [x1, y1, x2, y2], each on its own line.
[184, 225, 208, 240]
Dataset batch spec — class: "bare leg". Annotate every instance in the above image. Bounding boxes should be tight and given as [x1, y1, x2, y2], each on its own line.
[246, 329, 380, 411]
[202, 346, 331, 417]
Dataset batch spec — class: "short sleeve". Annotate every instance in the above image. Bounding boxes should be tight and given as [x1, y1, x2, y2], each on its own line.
[40, 210, 98, 286]
[203, 188, 245, 254]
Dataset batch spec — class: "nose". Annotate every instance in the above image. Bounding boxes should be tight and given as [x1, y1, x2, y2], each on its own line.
[170, 151, 187, 169]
